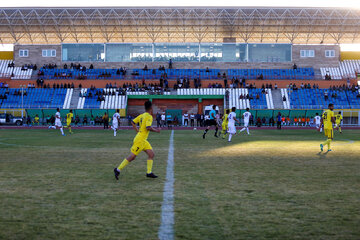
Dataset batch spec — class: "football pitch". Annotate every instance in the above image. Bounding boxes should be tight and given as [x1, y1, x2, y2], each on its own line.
[0, 128, 359, 240]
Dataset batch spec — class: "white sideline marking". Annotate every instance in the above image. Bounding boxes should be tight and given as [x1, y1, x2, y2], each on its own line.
[158, 130, 175, 240]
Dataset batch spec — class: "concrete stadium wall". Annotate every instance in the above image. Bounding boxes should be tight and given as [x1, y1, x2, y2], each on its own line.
[13, 44, 340, 69]
[14, 44, 62, 67]
[292, 45, 340, 68]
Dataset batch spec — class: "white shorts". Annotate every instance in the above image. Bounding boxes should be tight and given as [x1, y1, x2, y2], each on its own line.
[244, 121, 249, 127]
[228, 124, 236, 134]
[316, 123, 320, 129]
[113, 122, 119, 129]
[55, 120, 62, 127]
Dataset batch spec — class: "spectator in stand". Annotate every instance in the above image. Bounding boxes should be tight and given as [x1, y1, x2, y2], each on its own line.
[324, 91, 328, 101]
[293, 63, 297, 69]
[169, 59, 173, 69]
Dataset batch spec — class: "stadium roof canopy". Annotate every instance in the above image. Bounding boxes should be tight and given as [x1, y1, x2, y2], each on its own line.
[0, 7, 360, 44]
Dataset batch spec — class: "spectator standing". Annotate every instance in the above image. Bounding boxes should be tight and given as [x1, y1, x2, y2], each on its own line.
[277, 112, 282, 130]
[190, 113, 195, 127]
[161, 113, 166, 127]
[166, 113, 172, 129]
[183, 112, 189, 126]
[156, 112, 161, 128]
[103, 112, 109, 129]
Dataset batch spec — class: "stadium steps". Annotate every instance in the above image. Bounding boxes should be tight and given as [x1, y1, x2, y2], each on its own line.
[271, 89, 285, 109]
[69, 89, 81, 109]
[62, 88, 73, 109]
[314, 68, 322, 80]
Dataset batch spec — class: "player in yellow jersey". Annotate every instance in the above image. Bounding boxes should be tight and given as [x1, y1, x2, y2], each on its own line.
[320, 103, 336, 152]
[114, 101, 161, 180]
[63, 109, 73, 134]
[220, 109, 230, 139]
[335, 111, 343, 134]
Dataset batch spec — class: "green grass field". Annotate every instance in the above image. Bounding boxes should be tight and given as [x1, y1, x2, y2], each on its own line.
[0, 128, 359, 240]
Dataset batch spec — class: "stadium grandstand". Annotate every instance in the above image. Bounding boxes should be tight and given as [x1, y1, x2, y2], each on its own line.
[0, 7, 359, 124]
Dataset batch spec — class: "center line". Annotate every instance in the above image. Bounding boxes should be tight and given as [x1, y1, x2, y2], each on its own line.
[158, 130, 175, 240]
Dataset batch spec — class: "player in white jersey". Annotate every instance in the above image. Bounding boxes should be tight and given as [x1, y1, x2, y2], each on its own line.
[227, 107, 240, 142]
[239, 108, 251, 135]
[48, 108, 65, 136]
[111, 109, 121, 136]
[313, 112, 322, 132]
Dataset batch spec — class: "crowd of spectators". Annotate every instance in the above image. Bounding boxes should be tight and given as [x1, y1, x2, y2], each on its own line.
[0, 82, 9, 88]
[288, 82, 320, 90]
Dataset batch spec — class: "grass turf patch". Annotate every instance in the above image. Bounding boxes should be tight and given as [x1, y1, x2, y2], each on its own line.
[0, 128, 359, 239]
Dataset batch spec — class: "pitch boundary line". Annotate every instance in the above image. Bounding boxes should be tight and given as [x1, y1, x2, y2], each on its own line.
[158, 130, 175, 240]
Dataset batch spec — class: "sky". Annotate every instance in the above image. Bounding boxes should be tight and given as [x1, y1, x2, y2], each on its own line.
[1, 1, 360, 50]
[1, 0, 360, 8]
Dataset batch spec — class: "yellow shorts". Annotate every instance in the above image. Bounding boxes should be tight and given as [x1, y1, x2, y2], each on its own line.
[336, 121, 341, 127]
[131, 140, 152, 155]
[324, 128, 333, 139]
[66, 121, 71, 127]
[222, 123, 228, 131]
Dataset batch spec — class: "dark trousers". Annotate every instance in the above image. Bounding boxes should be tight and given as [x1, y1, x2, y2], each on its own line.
[277, 121, 281, 129]
[104, 121, 109, 129]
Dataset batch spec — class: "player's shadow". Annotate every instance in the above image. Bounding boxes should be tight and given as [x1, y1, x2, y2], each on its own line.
[316, 151, 329, 159]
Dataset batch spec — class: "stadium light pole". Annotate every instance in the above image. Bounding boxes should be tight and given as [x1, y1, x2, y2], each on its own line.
[21, 84, 24, 118]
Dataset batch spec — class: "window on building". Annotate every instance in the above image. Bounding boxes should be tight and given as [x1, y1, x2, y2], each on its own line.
[42, 49, 56, 57]
[19, 49, 29, 57]
[325, 50, 335, 58]
[300, 50, 315, 58]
